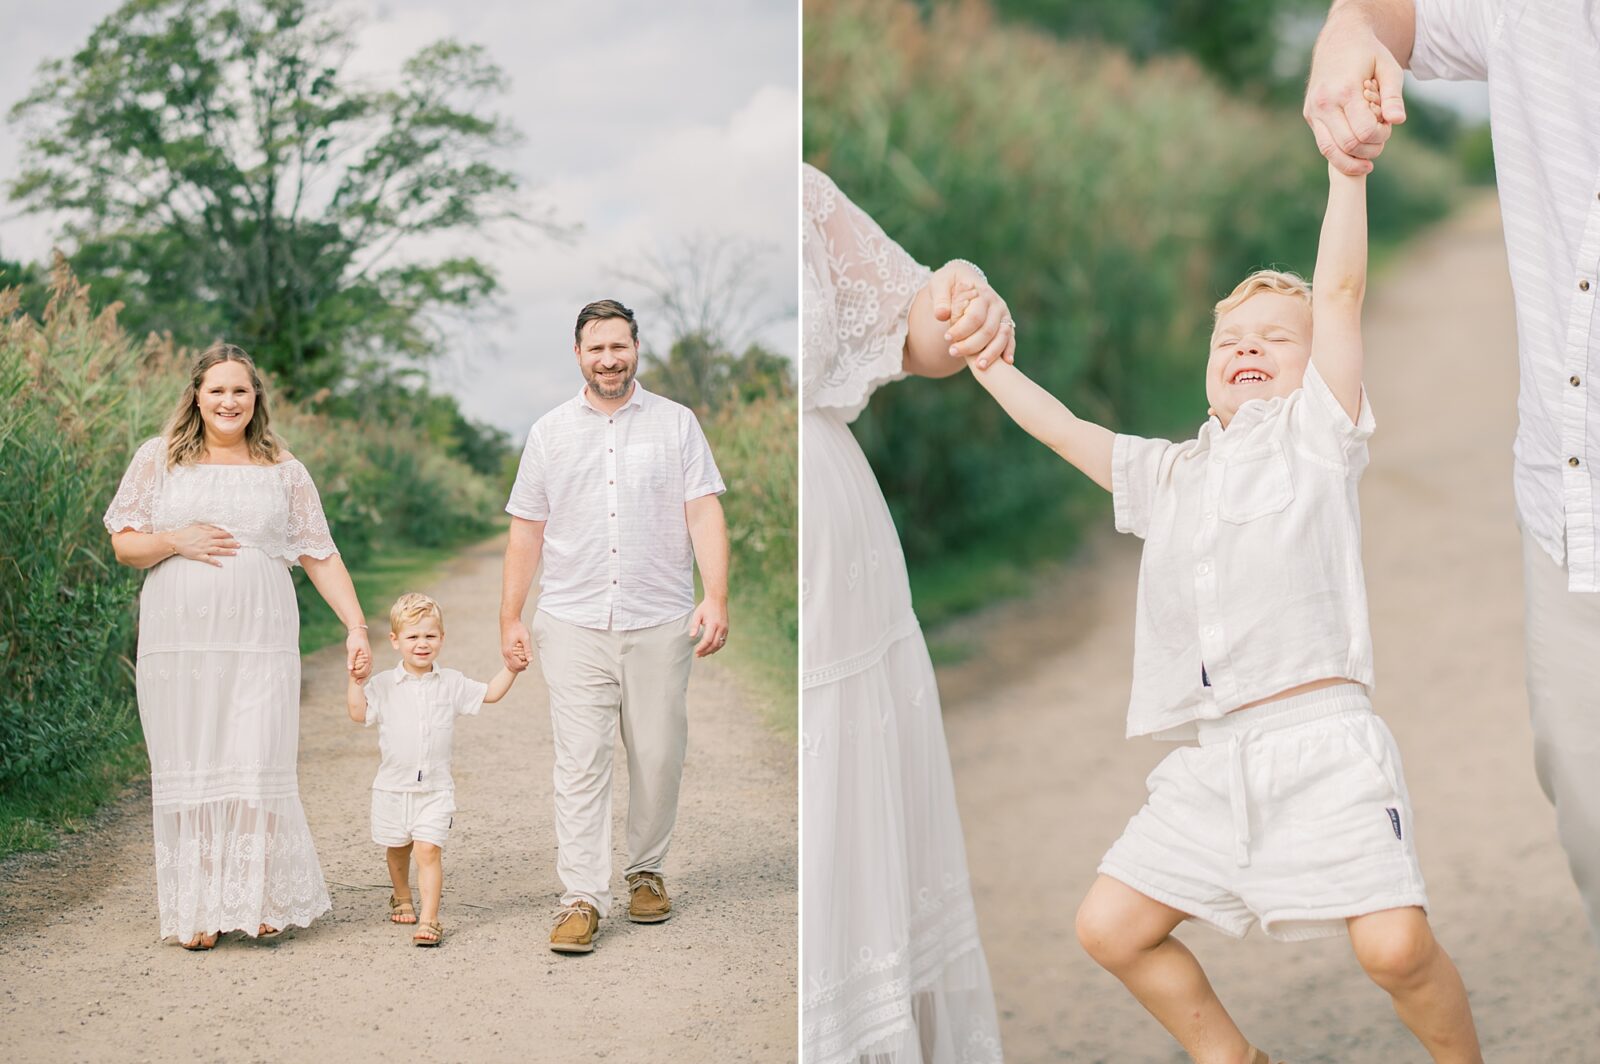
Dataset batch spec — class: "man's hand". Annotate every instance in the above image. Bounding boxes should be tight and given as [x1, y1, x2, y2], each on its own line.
[690, 597, 729, 658]
[1305, 14, 1407, 175]
[501, 618, 532, 673]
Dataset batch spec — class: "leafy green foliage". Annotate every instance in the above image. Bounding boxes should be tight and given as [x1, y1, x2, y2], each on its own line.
[807, 0, 1460, 567]
[701, 393, 797, 728]
[990, 0, 1321, 93]
[7, 0, 543, 397]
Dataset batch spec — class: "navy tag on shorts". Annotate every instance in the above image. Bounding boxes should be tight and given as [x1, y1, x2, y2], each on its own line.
[1385, 807, 1402, 840]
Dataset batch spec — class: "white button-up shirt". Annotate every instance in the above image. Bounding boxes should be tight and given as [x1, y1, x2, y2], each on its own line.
[1114, 362, 1377, 739]
[364, 664, 488, 792]
[505, 382, 726, 630]
[1411, 0, 1600, 590]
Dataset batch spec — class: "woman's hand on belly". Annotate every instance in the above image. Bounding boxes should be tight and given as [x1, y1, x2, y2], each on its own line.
[170, 524, 240, 567]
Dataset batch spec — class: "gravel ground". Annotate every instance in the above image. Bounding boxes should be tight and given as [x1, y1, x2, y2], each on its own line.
[2, 534, 798, 1064]
[936, 195, 1600, 1063]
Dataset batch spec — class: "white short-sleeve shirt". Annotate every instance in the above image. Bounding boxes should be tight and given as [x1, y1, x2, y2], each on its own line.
[364, 663, 489, 792]
[1411, 0, 1600, 590]
[505, 382, 726, 630]
[1113, 361, 1377, 739]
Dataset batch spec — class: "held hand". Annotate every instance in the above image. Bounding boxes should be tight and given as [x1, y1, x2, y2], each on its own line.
[502, 619, 532, 673]
[933, 266, 1015, 370]
[950, 281, 1016, 371]
[1304, 20, 1405, 175]
[171, 524, 240, 567]
[346, 628, 372, 680]
[690, 598, 729, 658]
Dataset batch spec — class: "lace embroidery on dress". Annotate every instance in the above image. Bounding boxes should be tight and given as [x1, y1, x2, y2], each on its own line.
[102, 437, 338, 565]
[803, 164, 933, 422]
[802, 874, 996, 1064]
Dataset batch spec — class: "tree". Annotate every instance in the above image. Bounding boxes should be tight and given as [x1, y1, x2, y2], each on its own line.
[619, 234, 795, 414]
[7, 0, 555, 395]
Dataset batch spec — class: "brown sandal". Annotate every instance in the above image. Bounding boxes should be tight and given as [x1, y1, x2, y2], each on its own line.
[412, 920, 443, 947]
[388, 894, 417, 924]
[180, 932, 219, 951]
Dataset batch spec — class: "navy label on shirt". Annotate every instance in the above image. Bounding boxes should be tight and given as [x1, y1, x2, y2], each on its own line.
[1201, 663, 1211, 688]
[1386, 807, 1402, 840]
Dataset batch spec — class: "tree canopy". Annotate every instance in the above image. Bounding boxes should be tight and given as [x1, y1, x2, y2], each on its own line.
[7, 0, 550, 395]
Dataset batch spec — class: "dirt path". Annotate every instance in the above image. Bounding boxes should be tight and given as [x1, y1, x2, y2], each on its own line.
[937, 194, 1600, 1062]
[1, 535, 797, 1063]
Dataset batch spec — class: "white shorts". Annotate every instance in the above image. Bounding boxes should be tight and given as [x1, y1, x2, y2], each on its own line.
[371, 788, 455, 849]
[1099, 684, 1428, 941]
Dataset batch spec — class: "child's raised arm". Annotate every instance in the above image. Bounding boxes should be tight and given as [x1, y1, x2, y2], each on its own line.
[482, 666, 519, 705]
[1311, 160, 1370, 423]
[964, 358, 1115, 492]
[346, 673, 368, 724]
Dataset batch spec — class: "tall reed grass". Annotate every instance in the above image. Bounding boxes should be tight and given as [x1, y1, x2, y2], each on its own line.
[806, 0, 1460, 571]
[702, 393, 798, 727]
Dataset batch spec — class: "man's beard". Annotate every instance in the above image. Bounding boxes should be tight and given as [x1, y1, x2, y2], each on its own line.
[587, 364, 634, 400]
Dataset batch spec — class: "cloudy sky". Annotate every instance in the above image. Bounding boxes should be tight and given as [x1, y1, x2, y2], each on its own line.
[0, 0, 798, 437]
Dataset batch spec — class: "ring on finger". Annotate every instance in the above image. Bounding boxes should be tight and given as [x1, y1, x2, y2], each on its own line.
[1002, 317, 1017, 332]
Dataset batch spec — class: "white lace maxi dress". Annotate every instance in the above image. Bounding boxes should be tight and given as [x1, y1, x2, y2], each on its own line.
[104, 437, 336, 940]
[801, 165, 1002, 1064]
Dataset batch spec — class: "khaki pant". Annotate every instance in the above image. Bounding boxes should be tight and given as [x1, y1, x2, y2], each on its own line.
[531, 609, 695, 917]
[1523, 531, 1600, 947]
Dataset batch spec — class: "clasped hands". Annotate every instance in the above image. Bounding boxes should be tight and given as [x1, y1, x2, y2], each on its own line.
[932, 261, 1016, 372]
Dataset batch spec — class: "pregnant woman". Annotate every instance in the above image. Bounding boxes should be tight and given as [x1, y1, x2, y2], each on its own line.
[105, 342, 371, 948]
[801, 164, 1012, 1064]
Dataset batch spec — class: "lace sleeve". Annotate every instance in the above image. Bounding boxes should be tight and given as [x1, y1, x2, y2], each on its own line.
[802, 164, 933, 421]
[103, 437, 167, 534]
[283, 460, 338, 565]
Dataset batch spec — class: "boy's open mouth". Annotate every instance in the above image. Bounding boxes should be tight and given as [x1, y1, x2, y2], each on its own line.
[1229, 368, 1272, 385]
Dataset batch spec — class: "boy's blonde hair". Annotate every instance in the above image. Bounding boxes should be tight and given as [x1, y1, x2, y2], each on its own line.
[390, 592, 444, 635]
[1213, 269, 1312, 322]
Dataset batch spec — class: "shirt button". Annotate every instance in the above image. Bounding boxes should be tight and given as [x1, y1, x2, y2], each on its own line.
[1197, 561, 1210, 575]
[609, 480, 615, 485]
[1582, 280, 1592, 292]
[611, 548, 617, 553]
[608, 447, 613, 452]
[612, 579, 618, 584]
[1205, 625, 1217, 637]
[1570, 456, 1581, 467]
[1204, 510, 1216, 521]
[1572, 376, 1583, 387]
[610, 512, 616, 517]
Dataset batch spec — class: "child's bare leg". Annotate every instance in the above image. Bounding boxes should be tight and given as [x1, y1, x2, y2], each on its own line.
[413, 841, 443, 924]
[1347, 907, 1482, 1063]
[1076, 875, 1256, 1064]
[386, 843, 415, 921]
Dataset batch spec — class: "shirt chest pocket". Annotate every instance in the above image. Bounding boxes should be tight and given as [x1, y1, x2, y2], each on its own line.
[1219, 444, 1294, 524]
[623, 442, 669, 492]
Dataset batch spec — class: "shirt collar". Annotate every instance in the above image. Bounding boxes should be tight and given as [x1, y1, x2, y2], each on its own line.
[393, 662, 438, 683]
[576, 380, 649, 415]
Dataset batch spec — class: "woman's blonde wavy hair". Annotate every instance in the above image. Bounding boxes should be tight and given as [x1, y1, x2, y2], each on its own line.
[163, 342, 282, 467]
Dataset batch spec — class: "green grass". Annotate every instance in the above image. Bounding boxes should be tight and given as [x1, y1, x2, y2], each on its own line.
[0, 541, 479, 862]
[296, 541, 470, 654]
[720, 584, 798, 737]
[0, 742, 149, 858]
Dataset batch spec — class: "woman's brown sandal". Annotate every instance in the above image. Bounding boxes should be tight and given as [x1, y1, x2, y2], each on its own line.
[180, 932, 219, 951]
[388, 894, 417, 924]
[412, 920, 443, 947]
